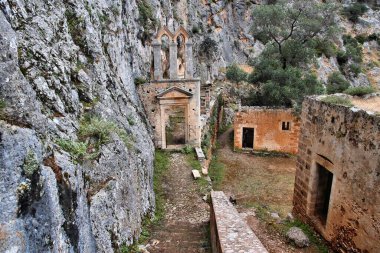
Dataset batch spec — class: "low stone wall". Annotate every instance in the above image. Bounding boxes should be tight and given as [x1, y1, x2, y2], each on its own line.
[210, 191, 268, 253]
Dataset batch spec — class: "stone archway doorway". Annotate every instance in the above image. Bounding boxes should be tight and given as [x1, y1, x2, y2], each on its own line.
[157, 86, 194, 149]
[165, 106, 186, 146]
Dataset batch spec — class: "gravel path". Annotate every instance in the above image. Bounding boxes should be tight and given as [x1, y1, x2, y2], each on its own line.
[147, 153, 211, 253]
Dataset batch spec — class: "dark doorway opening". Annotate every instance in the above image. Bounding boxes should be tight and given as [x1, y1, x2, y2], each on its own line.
[242, 128, 254, 149]
[165, 106, 186, 146]
[314, 163, 333, 225]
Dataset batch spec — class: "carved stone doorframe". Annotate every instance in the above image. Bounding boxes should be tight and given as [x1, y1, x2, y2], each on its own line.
[158, 98, 190, 149]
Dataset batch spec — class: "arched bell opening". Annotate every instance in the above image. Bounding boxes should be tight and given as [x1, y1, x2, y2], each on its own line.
[160, 35, 170, 79]
[176, 34, 186, 79]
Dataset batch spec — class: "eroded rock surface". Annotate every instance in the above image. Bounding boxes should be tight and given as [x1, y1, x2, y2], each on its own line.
[0, 0, 259, 251]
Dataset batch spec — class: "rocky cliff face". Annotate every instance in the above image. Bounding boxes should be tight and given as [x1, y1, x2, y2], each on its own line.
[1, 0, 378, 252]
[0, 0, 156, 252]
[0, 0, 260, 252]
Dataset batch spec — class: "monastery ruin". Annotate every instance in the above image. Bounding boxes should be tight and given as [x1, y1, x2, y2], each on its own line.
[293, 95, 380, 252]
[234, 107, 300, 154]
[139, 27, 204, 149]
[139, 27, 380, 253]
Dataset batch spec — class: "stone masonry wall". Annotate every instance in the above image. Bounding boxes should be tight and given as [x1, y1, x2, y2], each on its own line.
[138, 79, 201, 148]
[234, 108, 300, 154]
[293, 96, 380, 253]
[210, 191, 268, 253]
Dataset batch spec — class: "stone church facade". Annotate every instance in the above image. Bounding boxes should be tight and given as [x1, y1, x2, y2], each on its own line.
[139, 26, 201, 149]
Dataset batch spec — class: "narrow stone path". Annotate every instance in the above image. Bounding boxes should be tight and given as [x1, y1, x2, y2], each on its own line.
[147, 153, 211, 253]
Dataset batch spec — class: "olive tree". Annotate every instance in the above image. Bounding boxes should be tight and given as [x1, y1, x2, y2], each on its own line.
[251, 0, 338, 69]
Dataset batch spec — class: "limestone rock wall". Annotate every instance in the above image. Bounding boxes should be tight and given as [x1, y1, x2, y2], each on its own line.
[0, 0, 156, 252]
[0, 0, 261, 251]
[293, 97, 380, 252]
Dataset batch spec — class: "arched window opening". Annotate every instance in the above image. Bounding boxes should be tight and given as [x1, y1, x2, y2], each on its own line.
[177, 35, 186, 79]
[161, 35, 170, 79]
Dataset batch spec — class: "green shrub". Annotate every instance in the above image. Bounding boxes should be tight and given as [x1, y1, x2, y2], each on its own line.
[349, 63, 362, 77]
[199, 37, 218, 60]
[341, 35, 363, 64]
[321, 96, 353, 107]
[337, 50, 349, 66]
[134, 77, 147, 86]
[23, 150, 39, 178]
[79, 116, 131, 147]
[342, 3, 368, 23]
[209, 156, 225, 190]
[0, 99, 5, 110]
[191, 25, 200, 34]
[368, 33, 380, 45]
[181, 145, 193, 154]
[355, 33, 380, 45]
[345, 44, 363, 64]
[56, 116, 133, 162]
[344, 86, 375, 96]
[313, 39, 337, 58]
[127, 115, 135, 126]
[326, 72, 350, 94]
[355, 34, 367, 44]
[226, 64, 247, 83]
[137, 0, 157, 31]
[249, 65, 323, 107]
[153, 150, 170, 221]
[56, 139, 88, 161]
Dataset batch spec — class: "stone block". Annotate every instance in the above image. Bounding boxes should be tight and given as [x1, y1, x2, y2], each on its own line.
[192, 170, 201, 179]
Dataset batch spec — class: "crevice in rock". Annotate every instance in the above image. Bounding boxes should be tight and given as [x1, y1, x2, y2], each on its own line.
[44, 155, 79, 251]
[17, 170, 42, 217]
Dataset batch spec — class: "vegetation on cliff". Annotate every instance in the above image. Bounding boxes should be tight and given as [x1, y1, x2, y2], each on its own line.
[246, 0, 339, 108]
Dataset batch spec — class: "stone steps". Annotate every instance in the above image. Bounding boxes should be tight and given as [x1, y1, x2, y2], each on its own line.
[148, 221, 210, 253]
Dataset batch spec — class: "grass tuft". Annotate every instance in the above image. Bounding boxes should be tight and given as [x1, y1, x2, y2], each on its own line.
[79, 116, 133, 149]
[153, 150, 170, 221]
[321, 96, 353, 107]
[56, 115, 133, 163]
[185, 152, 202, 170]
[282, 220, 329, 253]
[0, 99, 5, 110]
[253, 203, 328, 253]
[23, 150, 39, 178]
[56, 139, 88, 162]
[209, 155, 225, 190]
[134, 77, 147, 86]
[344, 86, 375, 96]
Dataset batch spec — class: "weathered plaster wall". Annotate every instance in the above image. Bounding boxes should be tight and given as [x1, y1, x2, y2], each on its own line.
[293, 97, 380, 253]
[234, 108, 300, 154]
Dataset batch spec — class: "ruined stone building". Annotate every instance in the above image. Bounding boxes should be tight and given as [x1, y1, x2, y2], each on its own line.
[293, 96, 380, 252]
[139, 27, 202, 149]
[234, 107, 300, 154]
